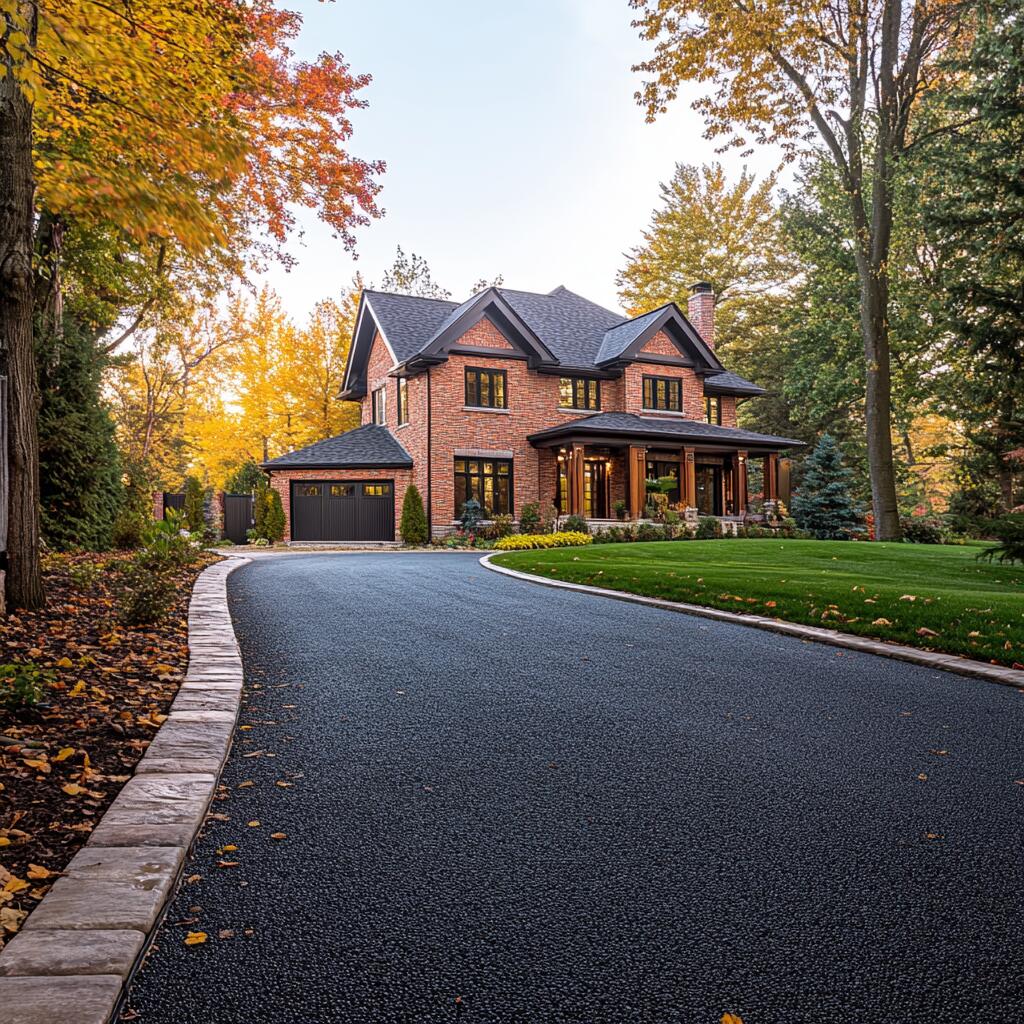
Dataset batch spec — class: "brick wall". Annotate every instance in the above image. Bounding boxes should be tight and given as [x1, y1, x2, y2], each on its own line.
[152, 491, 164, 521]
[623, 332, 704, 420]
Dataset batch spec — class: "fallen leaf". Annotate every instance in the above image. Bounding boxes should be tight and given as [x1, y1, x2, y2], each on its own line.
[55, 656, 74, 669]
[899, 594, 917, 602]
[270, 832, 287, 840]
[872, 618, 892, 626]
[62, 783, 85, 796]
[53, 747, 75, 763]
[3, 876, 29, 894]
[722, 1014, 745, 1024]
[216, 860, 239, 869]
[917, 773, 928, 781]
[916, 627, 939, 638]
[218, 929, 235, 940]
[184, 931, 208, 946]
[247, 820, 261, 827]
[186, 874, 202, 884]
[26, 864, 51, 880]
[237, 780, 254, 788]
[275, 780, 292, 788]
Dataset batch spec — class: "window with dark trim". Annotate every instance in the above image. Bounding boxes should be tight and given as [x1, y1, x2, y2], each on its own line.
[454, 458, 513, 515]
[559, 376, 600, 410]
[397, 377, 409, 425]
[297, 483, 321, 497]
[330, 484, 354, 497]
[705, 395, 721, 424]
[372, 386, 386, 424]
[642, 375, 682, 412]
[363, 483, 390, 497]
[464, 367, 507, 409]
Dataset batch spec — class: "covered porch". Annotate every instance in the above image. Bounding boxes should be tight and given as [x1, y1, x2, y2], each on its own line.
[528, 413, 802, 522]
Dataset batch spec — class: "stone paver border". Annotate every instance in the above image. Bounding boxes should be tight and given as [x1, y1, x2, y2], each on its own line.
[480, 554, 1024, 690]
[0, 556, 251, 1024]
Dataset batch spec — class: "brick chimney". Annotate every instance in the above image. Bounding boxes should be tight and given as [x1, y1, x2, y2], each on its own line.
[687, 281, 715, 349]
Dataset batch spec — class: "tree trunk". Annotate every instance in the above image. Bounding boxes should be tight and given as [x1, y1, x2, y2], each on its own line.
[0, 6, 46, 610]
[858, 270, 902, 540]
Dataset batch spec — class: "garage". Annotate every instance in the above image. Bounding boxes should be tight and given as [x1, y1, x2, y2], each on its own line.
[291, 480, 395, 542]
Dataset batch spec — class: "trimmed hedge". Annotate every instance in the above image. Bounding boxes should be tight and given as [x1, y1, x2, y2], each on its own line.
[494, 531, 592, 551]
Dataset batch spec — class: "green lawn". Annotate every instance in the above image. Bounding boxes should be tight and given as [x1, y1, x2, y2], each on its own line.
[493, 539, 1024, 667]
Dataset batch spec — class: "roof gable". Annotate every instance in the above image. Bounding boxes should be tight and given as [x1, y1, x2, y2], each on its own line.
[262, 423, 413, 470]
[595, 303, 722, 371]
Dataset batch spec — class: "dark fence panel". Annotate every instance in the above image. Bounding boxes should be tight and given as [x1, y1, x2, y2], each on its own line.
[223, 494, 255, 545]
[163, 492, 185, 519]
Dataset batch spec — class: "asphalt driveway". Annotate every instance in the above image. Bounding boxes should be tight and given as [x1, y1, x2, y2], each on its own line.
[127, 552, 1024, 1023]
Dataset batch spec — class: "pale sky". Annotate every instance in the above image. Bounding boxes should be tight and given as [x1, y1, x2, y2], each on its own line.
[259, 0, 786, 320]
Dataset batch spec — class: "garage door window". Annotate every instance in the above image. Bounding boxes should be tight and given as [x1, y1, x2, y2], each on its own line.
[330, 484, 354, 497]
[363, 483, 390, 497]
[298, 484, 322, 497]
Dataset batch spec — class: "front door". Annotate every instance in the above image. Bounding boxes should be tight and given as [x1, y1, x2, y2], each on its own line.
[695, 465, 722, 516]
[583, 460, 608, 519]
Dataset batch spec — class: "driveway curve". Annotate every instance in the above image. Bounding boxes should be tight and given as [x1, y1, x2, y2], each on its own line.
[127, 552, 1024, 1023]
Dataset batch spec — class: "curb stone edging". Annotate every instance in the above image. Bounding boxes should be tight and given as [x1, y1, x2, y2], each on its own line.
[0, 556, 251, 1024]
[479, 554, 1024, 690]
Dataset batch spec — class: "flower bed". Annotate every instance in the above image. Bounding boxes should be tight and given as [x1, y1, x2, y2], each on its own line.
[494, 531, 592, 551]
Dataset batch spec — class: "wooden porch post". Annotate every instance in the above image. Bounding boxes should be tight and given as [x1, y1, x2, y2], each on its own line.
[627, 445, 646, 519]
[764, 453, 779, 502]
[680, 447, 696, 507]
[735, 450, 748, 515]
[570, 444, 585, 516]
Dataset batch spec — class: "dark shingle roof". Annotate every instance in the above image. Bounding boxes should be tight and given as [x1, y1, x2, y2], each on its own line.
[262, 424, 413, 469]
[527, 412, 803, 448]
[493, 286, 626, 368]
[362, 291, 459, 363]
[703, 370, 766, 396]
[595, 306, 669, 364]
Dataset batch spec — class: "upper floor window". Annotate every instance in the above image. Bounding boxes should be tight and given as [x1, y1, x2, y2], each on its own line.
[465, 367, 507, 409]
[705, 395, 721, 425]
[372, 386, 386, 424]
[397, 377, 409, 425]
[643, 375, 682, 413]
[559, 377, 600, 411]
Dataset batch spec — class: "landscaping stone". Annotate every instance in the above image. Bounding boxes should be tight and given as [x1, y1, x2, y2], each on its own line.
[134, 717, 235, 774]
[0, 930, 145, 978]
[87, 774, 214, 845]
[66, 845, 184, 881]
[22, 876, 173, 933]
[0, 975, 123, 1024]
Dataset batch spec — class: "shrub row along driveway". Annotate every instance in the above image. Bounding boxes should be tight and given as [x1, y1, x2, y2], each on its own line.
[128, 553, 1024, 1023]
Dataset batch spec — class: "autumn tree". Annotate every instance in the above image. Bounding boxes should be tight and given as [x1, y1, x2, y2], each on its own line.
[630, 0, 967, 540]
[617, 162, 795, 434]
[1, 0, 382, 608]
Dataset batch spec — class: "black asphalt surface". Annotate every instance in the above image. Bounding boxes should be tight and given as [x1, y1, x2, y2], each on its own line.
[127, 553, 1024, 1023]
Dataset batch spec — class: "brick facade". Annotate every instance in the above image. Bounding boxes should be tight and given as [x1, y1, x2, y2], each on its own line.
[268, 301, 753, 540]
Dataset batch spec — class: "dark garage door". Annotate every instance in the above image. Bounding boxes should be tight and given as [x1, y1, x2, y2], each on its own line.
[290, 480, 395, 542]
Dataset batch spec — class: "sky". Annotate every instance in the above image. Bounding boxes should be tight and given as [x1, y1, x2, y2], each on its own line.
[259, 0, 785, 320]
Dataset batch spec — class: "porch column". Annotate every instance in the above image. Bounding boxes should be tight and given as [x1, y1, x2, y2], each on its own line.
[778, 457, 792, 506]
[680, 446, 696, 507]
[764, 453, 779, 502]
[734, 450, 748, 515]
[627, 445, 646, 519]
[569, 443, 585, 516]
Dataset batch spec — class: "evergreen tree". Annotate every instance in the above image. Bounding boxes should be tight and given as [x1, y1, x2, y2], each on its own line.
[38, 321, 123, 550]
[791, 435, 863, 540]
[399, 484, 428, 545]
[182, 476, 206, 534]
[253, 484, 285, 543]
[224, 460, 266, 494]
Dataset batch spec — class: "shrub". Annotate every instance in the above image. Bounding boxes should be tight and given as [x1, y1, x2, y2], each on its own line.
[112, 481, 151, 550]
[492, 513, 515, 538]
[561, 514, 589, 534]
[664, 509, 681, 526]
[253, 485, 285, 543]
[68, 560, 103, 589]
[135, 510, 197, 572]
[494, 531, 592, 551]
[459, 498, 483, 533]
[400, 484, 429, 545]
[903, 516, 944, 544]
[613, 499, 627, 521]
[695, 516, 720, 539]
[519, 502, 542, 534]
[0, 663, 52, 710]
[118, 564, 177, 626]
[979, 513, 1024, 565]
[541, 502, 558, 533]
[182, 476, 206, 534]
[224, 460, 265, 495]
[636, 522, 661, 542]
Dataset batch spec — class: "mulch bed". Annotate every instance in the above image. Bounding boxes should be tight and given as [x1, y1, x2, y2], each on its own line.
[0, 550, 217, 948]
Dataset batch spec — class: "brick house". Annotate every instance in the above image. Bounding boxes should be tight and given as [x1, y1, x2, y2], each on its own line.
[262, 283, 802, 542]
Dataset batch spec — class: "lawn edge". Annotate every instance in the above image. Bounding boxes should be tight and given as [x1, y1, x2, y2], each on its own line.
[0, 556, 252, 1024]
[480, 554, 1024, 691]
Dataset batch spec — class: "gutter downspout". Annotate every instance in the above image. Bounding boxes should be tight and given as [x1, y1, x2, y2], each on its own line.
[426, 371, 433, 538]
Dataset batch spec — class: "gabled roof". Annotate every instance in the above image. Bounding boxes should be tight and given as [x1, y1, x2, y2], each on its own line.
[341, 284, 748, 398]
[527, 412, 804, 450]
[262, 424, 413, 470]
